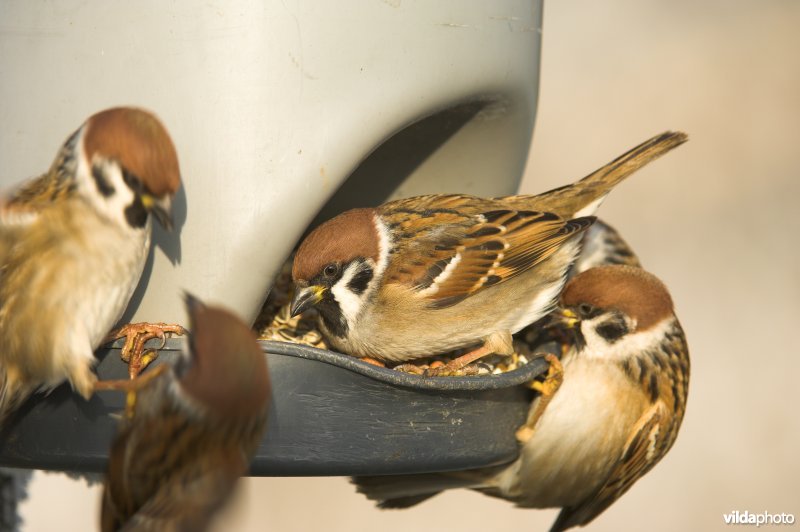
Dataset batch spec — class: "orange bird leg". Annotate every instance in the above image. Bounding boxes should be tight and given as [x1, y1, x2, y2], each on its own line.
[105, 323, 186, 379]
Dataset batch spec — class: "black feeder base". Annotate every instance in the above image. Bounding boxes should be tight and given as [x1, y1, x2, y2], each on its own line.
[0, 339, 547, 476]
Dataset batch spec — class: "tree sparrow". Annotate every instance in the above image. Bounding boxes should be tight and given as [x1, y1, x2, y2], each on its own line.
[0, 107, 181, 426]
[291, 132, 686, 369]
[100, 294, 270, 532]
[354, 265, 690, 531]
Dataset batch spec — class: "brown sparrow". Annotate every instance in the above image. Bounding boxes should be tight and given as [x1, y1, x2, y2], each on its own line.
[0, 107, 181, 426]
[100, 294, 270, 532]
[354, 265, 690, 531]
[291, 131, 687, 368]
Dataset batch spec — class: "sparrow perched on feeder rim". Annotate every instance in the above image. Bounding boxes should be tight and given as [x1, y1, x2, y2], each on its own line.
[354, 265, 690, 531]
[100, 294, 270, 532]
[0, 106, 181, 426]
[291, 131, 687, 373]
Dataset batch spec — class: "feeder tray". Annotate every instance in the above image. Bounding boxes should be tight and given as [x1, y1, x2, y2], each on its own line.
[0, 338, 549, 476]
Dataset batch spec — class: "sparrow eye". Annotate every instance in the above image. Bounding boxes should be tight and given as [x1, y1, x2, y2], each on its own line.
[578, 303, 595, 318]
[323, 263, 340, 278]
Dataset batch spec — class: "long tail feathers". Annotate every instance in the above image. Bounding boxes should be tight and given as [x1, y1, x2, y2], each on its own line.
[575, 130, 687, 200]
[519, 131, 688, 218]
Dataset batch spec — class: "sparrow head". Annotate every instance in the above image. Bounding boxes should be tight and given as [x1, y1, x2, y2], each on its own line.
[290, 208, 385, 337]
[176, 293, 270, 420]
[558, 265, 676, 357]
[74, 107, 181, 231]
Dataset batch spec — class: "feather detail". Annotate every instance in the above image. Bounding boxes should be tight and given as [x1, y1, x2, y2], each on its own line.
[550, 400, 668, 532]
[380, 194, 594, 308]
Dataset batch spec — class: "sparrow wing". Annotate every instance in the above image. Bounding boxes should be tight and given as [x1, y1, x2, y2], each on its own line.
[0, 174, 63, 227]
[382, 195, 593, 309]
[551, 400, 671, 531]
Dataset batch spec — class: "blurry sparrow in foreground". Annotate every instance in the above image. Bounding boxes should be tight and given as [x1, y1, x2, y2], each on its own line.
[0, 107, 181, 426]
[291, 132, 686, 372]
[100, 294, 270, 532]
[354, 265, 690, 531]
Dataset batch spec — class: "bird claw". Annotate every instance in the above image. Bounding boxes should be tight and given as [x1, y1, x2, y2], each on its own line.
[393, 363, 426, 375]
[422, 363, 482, 377]
[419, 344, 496, 377]
[127, 349, 160, 380]
[528, 353, 564, 396]
[94, 364, 169, 418]
[516, 353, 564, 444]
[106, 322, 187, 379]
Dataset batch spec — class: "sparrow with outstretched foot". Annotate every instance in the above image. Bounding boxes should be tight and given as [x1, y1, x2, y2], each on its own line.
[99, 294, 270, 532]
[353, 265, 690, 532]
[0, 107, 181, 427]
[291, 132, 687, 371]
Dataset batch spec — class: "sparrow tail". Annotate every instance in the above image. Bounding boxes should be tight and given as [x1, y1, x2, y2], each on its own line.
[528, 131, 688, 218]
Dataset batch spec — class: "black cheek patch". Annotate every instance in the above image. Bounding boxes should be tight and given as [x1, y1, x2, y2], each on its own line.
[317, 299, 348, 338]
[124, 196, 149, 229]
[91, 164, 115, 197]
[595, 320, 629, 343]
[347, 266, 373, 295]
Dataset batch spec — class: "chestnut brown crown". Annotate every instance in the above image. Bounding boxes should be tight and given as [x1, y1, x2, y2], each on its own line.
[84, 107, 181, 198]
[292, 208, 380, 282]
[560, 265, 675, 331]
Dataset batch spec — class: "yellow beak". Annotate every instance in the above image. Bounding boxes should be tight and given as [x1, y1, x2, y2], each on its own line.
[556, 308, 580, 329]
[290, 285, 327, 317]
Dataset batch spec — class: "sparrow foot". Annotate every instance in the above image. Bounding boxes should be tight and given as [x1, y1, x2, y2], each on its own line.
[360, 357, 386, 367]
[106, 323, 186, 379]
[422, 344, 495, 377]
[393, 363, 426, 375]
[516, 353, 564, 443]
[94, 364, 169, 418]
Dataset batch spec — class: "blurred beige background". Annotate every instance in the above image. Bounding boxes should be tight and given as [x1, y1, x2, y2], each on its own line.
[19, 0, 800, 530]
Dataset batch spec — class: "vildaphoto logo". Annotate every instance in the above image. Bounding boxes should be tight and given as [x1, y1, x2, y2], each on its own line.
[723, 511, 796, 526]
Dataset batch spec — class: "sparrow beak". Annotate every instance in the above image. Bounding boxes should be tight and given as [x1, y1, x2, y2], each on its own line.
[290, 285, 326, 317]
[142, 193, 174, 231]
[554, 308, 580, 329]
